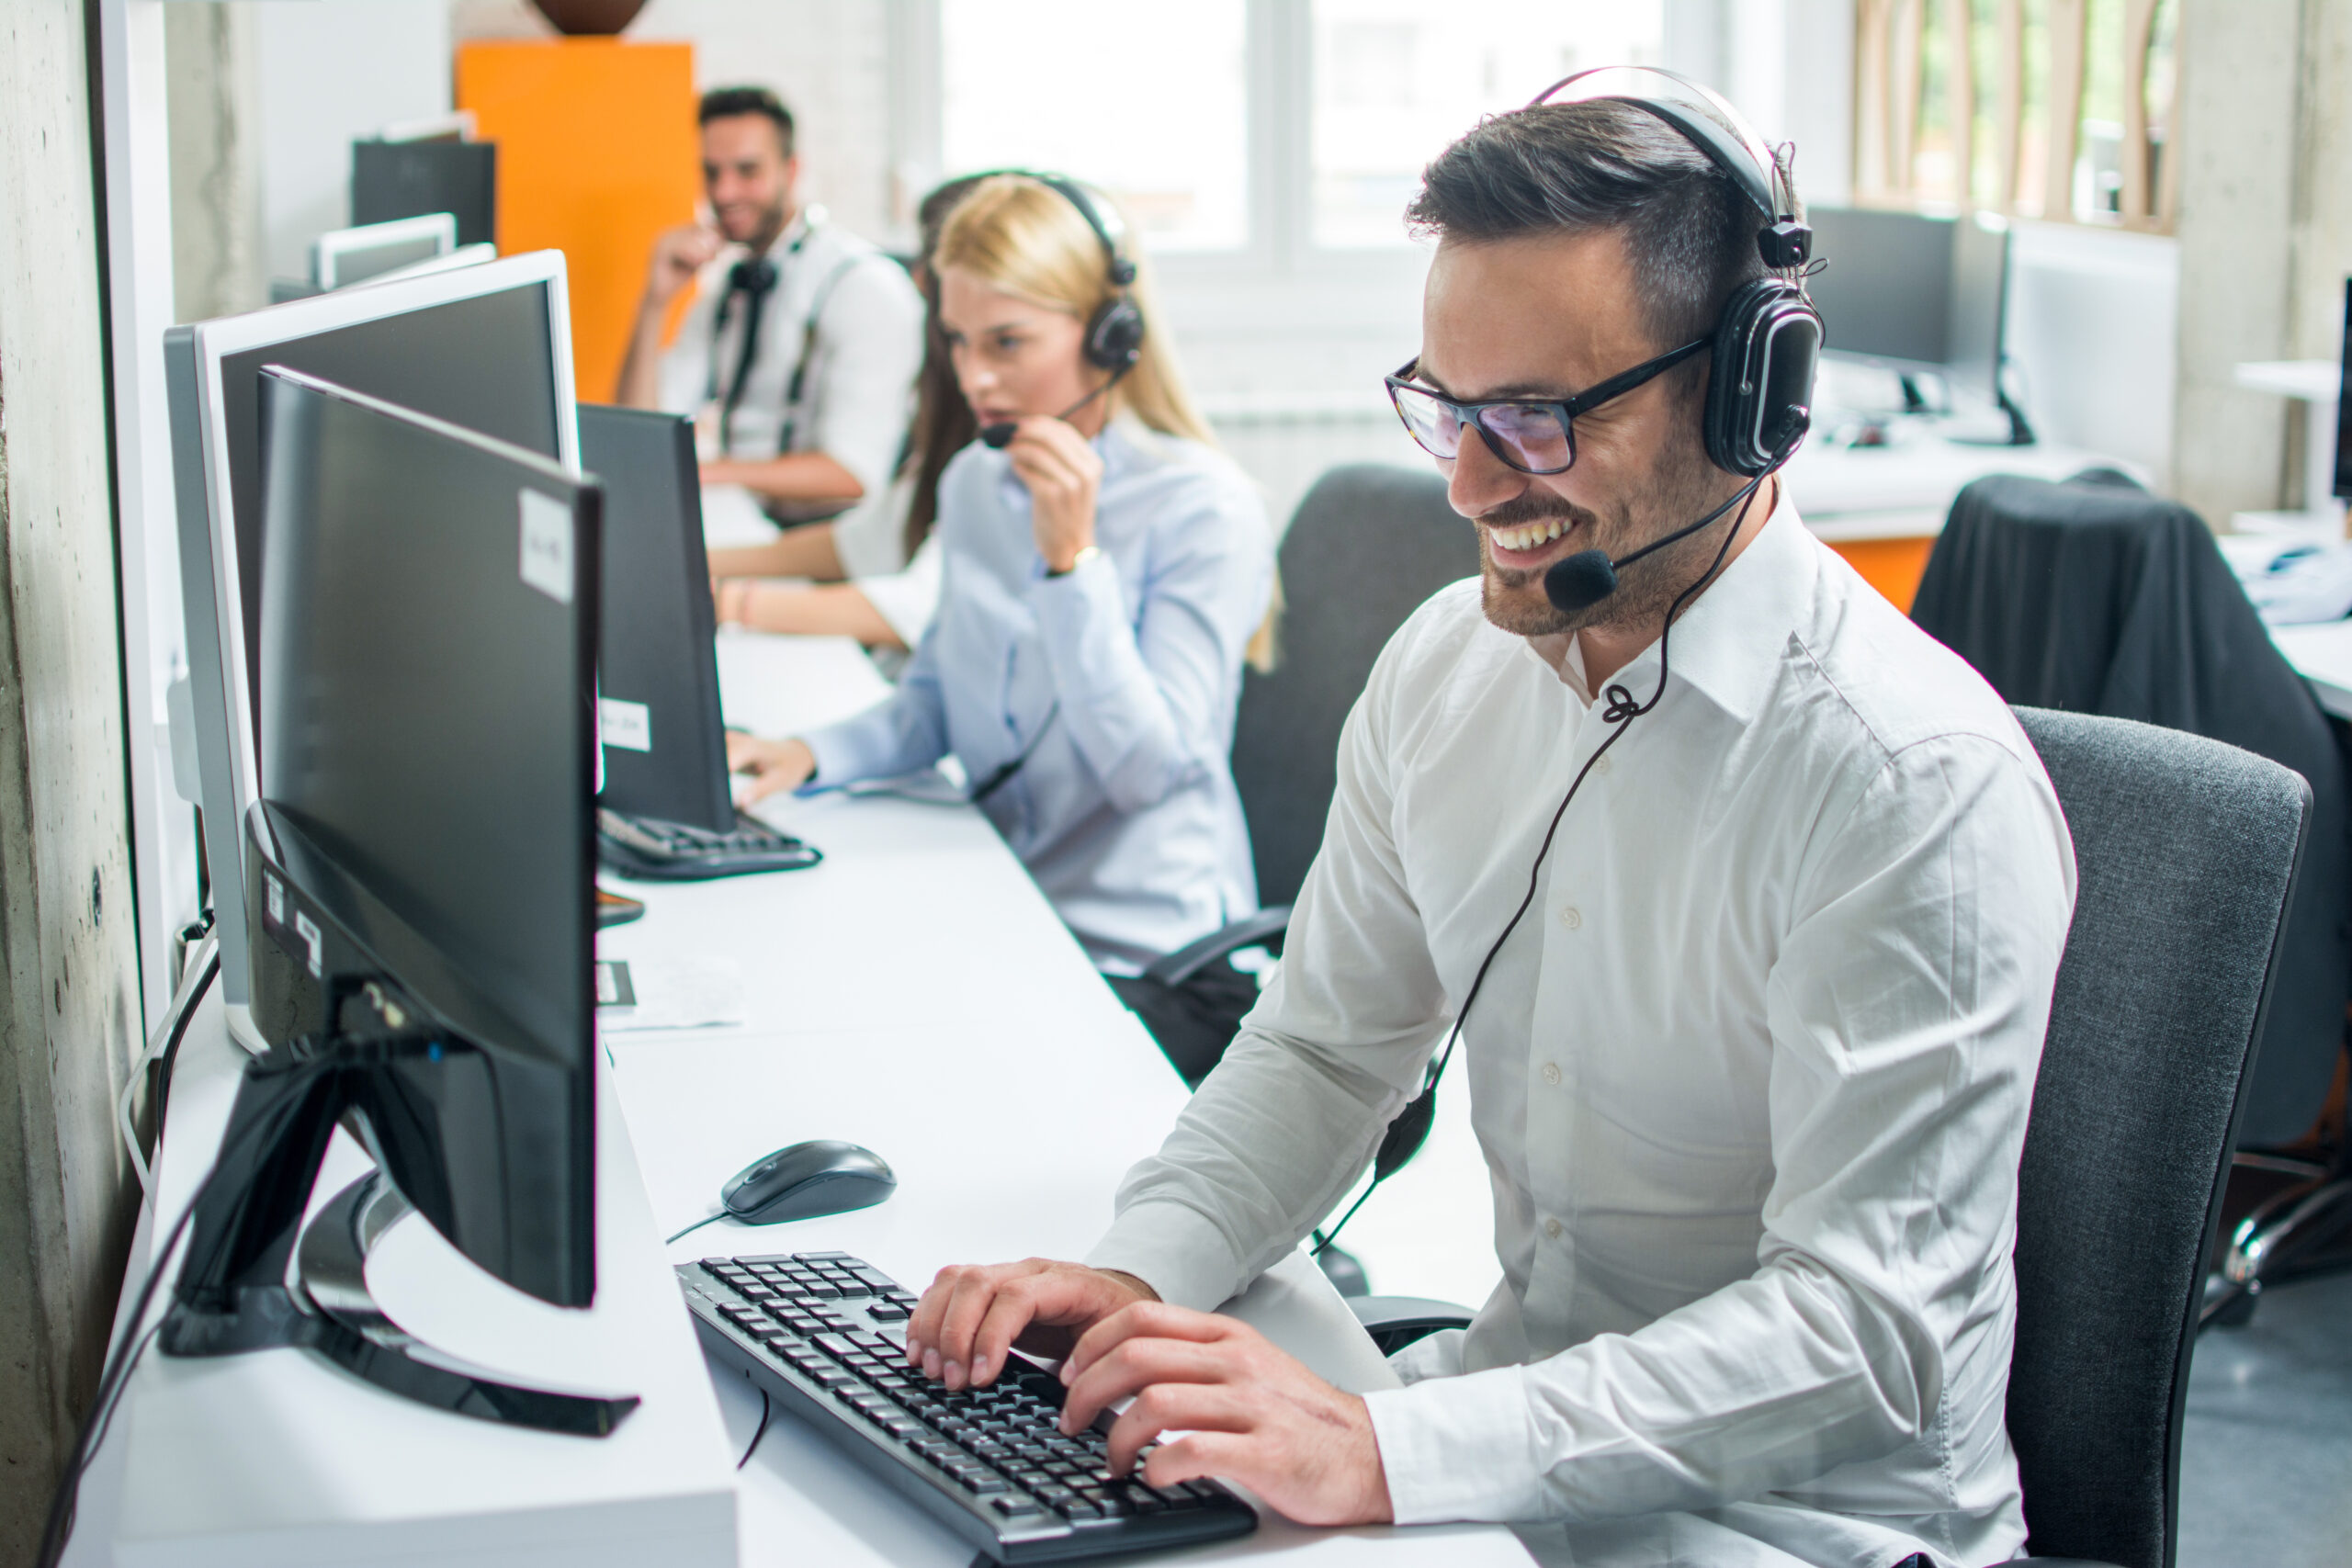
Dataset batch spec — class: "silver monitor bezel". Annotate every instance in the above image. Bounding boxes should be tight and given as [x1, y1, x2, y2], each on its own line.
[175, 250, 579, 1021]
[310, 211, 458, 291]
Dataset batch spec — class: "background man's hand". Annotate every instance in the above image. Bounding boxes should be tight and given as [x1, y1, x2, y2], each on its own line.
[644, 222, 723, 309]
[726, 733, 815, 803]
[1057, 1302, 1395, 1529]
[905, 1258, 1156, 1391]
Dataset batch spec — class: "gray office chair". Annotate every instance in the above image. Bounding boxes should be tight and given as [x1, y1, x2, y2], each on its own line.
[1354, 707, 2309, 1568]
[1134, 466, 1479, 1021]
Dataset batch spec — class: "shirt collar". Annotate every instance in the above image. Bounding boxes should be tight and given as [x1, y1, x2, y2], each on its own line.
[1551, 484, 1816, 728]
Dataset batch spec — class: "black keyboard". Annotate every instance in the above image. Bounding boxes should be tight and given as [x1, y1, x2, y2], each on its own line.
[597, 807, 822, 880]
[679, 1252, 1258, 1562]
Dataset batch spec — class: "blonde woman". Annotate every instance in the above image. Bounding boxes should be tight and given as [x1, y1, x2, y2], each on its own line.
[729, 175, 1275, 1078]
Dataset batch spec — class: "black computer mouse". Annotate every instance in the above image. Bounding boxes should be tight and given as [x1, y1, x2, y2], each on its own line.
[721, 1139, 896, 1224]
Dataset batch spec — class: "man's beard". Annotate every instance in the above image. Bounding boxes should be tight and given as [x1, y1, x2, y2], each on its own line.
[1476, 434, 1744, 640]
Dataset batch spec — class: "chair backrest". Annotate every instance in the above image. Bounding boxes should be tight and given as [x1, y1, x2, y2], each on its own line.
[1233, 465, 1477, 908]
[2007, 706, 2308, 1568]
[1914, 474, 2349, 1146]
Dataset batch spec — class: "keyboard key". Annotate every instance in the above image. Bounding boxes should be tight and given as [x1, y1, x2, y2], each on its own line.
[991, 1495, 1047, 1517]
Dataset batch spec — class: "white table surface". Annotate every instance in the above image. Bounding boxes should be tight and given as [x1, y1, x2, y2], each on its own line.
[91, 629, 1529, 1567]
[1782, 428, 2129, 541]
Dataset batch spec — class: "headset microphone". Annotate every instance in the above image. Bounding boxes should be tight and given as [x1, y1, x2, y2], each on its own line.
[978, 373, 1124, 449]
[1541, 460, 1794, 616]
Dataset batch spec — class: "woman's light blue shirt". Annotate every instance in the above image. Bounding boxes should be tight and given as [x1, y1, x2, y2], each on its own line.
[800, 420, 1275, 975]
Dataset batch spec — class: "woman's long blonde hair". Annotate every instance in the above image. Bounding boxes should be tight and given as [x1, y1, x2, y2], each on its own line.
[933, 175, 1280, 668]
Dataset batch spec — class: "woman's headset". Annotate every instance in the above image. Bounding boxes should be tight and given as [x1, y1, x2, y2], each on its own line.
[1527, 67, 1824, 478]
[1026, 174, 1147, 373]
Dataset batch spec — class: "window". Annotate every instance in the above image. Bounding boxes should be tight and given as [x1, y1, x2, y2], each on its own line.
[1855, 0, 2180, 231]
[939, 0, 1250, 252]
[1311, 0, 1666, 247]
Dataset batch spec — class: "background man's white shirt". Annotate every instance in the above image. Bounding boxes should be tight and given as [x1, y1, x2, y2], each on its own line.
[658, 210, 924, 525]
[1086, 497, 2078, 1568]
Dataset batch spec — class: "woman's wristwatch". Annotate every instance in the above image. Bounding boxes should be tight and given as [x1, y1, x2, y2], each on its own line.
[1046, 545, 1101, 579]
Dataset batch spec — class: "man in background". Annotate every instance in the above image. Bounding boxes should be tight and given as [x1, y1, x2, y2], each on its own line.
[616, 85, 923, 527]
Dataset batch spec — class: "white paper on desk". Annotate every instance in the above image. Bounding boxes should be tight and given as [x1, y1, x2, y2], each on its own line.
[598, 955, 747, 1032]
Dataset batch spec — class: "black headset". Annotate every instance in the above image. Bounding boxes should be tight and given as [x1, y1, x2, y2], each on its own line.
[1527, 68, 1823, 478]
[1027, 174, 1147, 373]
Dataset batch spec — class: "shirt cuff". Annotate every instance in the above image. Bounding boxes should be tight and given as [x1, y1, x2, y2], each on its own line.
[1363, 1363, 1547, 1525]
[800, 711, 896, 792]
[1081, 1199, 1245, 1313]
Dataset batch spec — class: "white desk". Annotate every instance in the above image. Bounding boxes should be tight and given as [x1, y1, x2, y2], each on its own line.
[89, 630, 1528, 1567]
[1782, 426, 2128, 542]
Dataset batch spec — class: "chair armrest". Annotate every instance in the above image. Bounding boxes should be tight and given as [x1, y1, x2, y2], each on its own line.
[1346, 1294, 1475, 1358]
[1142, 906, 1292, 988]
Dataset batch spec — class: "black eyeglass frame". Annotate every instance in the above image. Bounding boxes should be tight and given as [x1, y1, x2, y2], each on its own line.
[1385, 335, 1713, 475]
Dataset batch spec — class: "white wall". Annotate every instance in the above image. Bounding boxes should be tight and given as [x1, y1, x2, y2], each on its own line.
[256, 0, 451, 280]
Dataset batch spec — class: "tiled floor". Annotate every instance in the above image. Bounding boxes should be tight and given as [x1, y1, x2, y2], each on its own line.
[2177, 1267, 2352, 1568]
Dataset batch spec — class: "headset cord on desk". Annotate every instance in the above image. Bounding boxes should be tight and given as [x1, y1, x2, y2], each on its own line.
[738, 1388, 773, 1470]
[1313, 471, 1770, 1259]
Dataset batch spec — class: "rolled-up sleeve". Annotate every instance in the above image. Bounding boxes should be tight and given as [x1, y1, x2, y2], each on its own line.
[1362, 733, 2073, 1525]
[1029, 477, 1272, 816]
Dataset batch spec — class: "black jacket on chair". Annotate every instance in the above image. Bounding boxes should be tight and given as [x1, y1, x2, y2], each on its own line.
[1911, 473, 2349, 1145]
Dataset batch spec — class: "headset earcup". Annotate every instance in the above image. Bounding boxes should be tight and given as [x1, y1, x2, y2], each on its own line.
[1702, 278, 1821, 476]
[1084, 297, 1146, 371]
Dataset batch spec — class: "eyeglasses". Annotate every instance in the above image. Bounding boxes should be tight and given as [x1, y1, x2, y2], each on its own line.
[1385, 336, 1712, 475]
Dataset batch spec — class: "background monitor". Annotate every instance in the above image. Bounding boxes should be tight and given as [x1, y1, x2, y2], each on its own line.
[252, 365, 600, 1305]
[1945, 209, 2012, 409]
[1804, 207, 1957, 368]
[579, 404, 735, 833]
[2335, 277, 2352, 502]
[352, 137, 498, 251]
[311, 212, 456, 291]
[165, 251, 576, 1021]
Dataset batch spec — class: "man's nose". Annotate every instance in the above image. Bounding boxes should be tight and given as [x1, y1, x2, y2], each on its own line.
[1446, 422, 1532, 523]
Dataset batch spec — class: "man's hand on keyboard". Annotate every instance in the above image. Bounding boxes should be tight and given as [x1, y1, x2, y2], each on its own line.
[1057, 1302, 1395, 1529]
[907, 1258, 1159, 1392]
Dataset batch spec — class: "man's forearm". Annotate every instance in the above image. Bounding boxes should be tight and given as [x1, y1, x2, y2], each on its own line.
[702, 450, 865, 505]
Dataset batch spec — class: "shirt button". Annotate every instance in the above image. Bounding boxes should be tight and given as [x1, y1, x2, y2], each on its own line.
[1540, 1062, 1562, 1087]
[1544, 1218, 1564, 1240]
[1557, 905, 1581, 931]
[1591, 754, 1611, 776]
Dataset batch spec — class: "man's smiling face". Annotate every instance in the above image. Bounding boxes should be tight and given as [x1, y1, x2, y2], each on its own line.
[1415, 226, 1733, 638]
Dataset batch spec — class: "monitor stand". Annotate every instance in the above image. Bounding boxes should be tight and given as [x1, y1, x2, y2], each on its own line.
[157, 1032, 639, 1438]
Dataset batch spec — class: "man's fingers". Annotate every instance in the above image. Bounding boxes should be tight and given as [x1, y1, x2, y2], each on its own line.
[1058, 1336, 1236, 1434]
[967, 1285, 1050, 1387]
[1063, 1300, 1231, 1387]
[926, 1268, 1015, 1388]
[1102, 1382, 1252, 1475]
[1139, 1429, 1257, 1493]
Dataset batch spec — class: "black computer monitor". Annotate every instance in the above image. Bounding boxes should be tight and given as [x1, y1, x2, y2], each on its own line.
[1805, 207, 1957, 368]
[254, 363, 600, 1303]
[579, 404, 734, 833]
[352, 138, 498, 250]
[166, 253, 575, 1026]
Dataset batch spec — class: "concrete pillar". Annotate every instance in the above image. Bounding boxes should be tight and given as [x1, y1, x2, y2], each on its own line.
[165, 0, 266, 323]
[0, 0, 148, 1556]
[2169, 0, 2302, 523]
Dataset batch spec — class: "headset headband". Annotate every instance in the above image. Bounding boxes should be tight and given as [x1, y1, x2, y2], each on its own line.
[1525, 66, 1808, 270]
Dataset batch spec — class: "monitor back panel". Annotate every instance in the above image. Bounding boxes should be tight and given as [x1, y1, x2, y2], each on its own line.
[352, 139, 498, 250]
[579, 403, 735, 833]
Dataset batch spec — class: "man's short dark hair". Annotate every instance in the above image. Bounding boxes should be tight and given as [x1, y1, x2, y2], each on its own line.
[1406, 101, 1769, 360]
[699, 85, 795, 159]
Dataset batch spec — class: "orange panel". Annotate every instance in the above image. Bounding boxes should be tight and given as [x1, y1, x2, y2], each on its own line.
[1826, 536, 1938, 614]
[456, 40, 699, 403]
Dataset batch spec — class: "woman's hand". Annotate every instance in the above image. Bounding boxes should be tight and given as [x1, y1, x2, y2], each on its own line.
[1003, 417, 1103, 573]
[727, 734, 816, 804]
[713, 577, 760, 626]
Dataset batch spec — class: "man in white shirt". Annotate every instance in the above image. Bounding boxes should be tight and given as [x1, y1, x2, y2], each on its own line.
[616, 85, 923, 526]
[903, 96, 2076, 1568]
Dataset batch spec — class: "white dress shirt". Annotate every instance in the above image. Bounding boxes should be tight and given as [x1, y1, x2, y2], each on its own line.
[658, 209, 925, 525]
[1085, 497, 2077, 1568]
[800, 421, 1275, 975]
